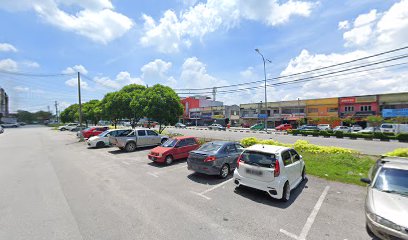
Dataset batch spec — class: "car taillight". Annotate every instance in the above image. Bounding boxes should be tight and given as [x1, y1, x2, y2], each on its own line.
[237, 154, 244, 168]
[274, 160, 280, 177]
[204, 156, 216, 162]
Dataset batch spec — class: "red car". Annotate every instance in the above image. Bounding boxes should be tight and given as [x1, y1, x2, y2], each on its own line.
[275, 124, 292, 131]
[148, 136, 200, 165]
[81, 126, 109, 139]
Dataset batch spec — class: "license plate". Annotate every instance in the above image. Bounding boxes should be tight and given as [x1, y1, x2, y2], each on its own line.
[149, 156, 156, 160]
[246, 169, 263, 176]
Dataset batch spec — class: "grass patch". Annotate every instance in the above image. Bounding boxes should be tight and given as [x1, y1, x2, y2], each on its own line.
[300, 151, 376, 186]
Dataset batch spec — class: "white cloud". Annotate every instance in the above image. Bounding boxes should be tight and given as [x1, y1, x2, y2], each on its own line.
[65, 77, 89, 89]
[0, 58, 18, 71]
[14, 86, 30, 92]
[338, 20, 349, 30]
[93, 71, 144, 90]
[0, 43, 18, 52]
[140, 59, 172, 82]
[21, 61, 40, 68]
[343, 9, 377, 47]
[62, 64, 88, 75]
[0, 0, 133, 44]
[140, 0, 316, 53]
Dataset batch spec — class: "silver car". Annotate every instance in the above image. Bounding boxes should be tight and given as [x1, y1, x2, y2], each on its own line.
[361, 157, 408, 240]
[109, 128, 168, 152]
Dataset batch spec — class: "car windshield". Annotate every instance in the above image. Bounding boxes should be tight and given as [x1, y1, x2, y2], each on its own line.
[381, 124, 393, 129]
[162, 139, 178, 148]
[240, 150, 276, 168]
[373, 167, 408, 196]
[198, 143, 222, 152]
[99, 130, 110, 137]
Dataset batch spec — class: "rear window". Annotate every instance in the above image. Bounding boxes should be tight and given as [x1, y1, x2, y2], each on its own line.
[240, 150, 276, 168]
[198, 143, 222, 152]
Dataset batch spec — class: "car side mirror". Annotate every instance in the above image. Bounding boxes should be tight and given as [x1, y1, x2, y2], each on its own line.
[299, 155, 302, 159]
[360, 178, 371, 184]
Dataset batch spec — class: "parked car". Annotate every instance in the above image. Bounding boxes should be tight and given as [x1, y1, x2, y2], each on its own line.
[360, 157, 408, 240]
[187, 141, 245, 178]
[79, 126, 109, 139]
[350, 125, 363, 132]
[241, 123, 251, 128]
[250, 123, 264, 130]
[333, 126, 350, 132]
[358, 127, 380, 133]
[317, 124, 331, 130]
[0, 125, 3, 134]
[149, 136, 200, 165]
[18, 122, 26, 126]
[275, 124, 292, 131]
[58, 123, 79, 131]
[1, 122, 19, 128]
[87, 129, 131, 148]
[298, 125, 319, 130]
[234, 144, 306, 201]
[109, 128, 168, 152]
[208, 123, 226, 131]
[380, 123, 408, 134]
[175, 123, 187, 129]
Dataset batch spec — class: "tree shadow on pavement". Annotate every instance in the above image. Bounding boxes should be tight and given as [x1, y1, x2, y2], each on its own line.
[187, 172, 233, 186]
[233, 178, 309, 209]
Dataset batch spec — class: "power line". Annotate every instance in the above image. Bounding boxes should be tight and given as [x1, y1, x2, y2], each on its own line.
[173, 45, 408, 91]
[0, 69, 75, 77]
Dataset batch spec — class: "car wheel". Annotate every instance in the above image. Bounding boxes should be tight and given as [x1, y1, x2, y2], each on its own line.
[161, 138, 167, 144]
[96, 141, 105, 148]
[219, 164, 229, 179]
[125, 142, 136, 152]
[301, 167, 306, 181]
[165, 155, 173, 165]
[281, 182, 290, 202]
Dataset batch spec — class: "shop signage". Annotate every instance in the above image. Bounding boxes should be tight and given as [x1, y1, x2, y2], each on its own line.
[382, 108, 408, 118]
[340, 97, 355, 104]
[355, 96, 376, 103]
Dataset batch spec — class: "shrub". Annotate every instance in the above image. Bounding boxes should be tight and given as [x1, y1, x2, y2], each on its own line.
[396, 133, 408, 142]
[241, 137, 259, 147]
[385, 148, 408, 157]
[335, 131, 343, 138]
[320, 131, 330, 137]
[291, 129, 299, 135]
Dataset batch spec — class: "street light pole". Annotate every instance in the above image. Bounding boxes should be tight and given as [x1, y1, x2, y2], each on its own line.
[255, 48, 271, 132]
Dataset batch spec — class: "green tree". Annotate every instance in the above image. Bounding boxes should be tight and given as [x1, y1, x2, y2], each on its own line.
[342, 117, 355, 126]
[141, 84, 183, 133]
[34, 111, 52, 122]
[60, 104, 79, 123]
[16, 110, 35, 123]
[121, 84, 146, 128]
[100, 91, 130, 128]
[365, 115, 383, 127]
[82, 100, 103, 126]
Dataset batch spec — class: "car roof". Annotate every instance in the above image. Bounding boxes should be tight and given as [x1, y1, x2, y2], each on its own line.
[380, 157, 408, 170]
[246, 144, 291, 153]
[174, 136, 196, 140]
[205, 141, 237, 145]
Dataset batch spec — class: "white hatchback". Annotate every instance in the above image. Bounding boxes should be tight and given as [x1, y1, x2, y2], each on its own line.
[234, 145, 306, 201]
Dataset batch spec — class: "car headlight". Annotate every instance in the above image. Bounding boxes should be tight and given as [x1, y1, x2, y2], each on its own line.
[368, 213, 402, 231]
[158, 153, 163, 157]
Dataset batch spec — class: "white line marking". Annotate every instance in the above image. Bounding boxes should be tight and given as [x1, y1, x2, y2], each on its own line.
[280, 229, 298, 240]
[280, 185, 330, 240]
[200, 178, 233, 195]
[122, 162, 131, 165]
[147, 172, 159, 178]
[190, 191, 211, 200]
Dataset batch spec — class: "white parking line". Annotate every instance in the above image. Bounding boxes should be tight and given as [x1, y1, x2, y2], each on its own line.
[147, 164, 187, 178]
[191, 178, 234, 200]
[280, 185, 330, 240]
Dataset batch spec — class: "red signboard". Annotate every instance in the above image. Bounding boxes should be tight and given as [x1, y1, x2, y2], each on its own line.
[340, 97, 355, 104]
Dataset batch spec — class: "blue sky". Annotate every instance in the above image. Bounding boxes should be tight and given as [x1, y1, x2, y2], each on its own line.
[0, 0, 407, 113]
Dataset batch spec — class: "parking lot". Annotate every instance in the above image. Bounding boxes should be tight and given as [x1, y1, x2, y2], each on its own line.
[0, 126, 373, 240]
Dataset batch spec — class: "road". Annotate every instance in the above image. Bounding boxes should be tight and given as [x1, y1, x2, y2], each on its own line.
[167, 127, 408, 155]
[0, 126, 373, 240]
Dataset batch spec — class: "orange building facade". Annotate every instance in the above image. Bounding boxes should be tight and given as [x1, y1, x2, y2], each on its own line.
[305, 98, 341, 127]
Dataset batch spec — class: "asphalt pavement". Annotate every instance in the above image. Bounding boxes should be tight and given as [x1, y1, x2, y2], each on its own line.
[0, 126, 374, 240]
[167, 127, 408, 155]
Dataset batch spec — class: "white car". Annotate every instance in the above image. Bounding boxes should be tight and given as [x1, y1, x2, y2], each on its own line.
[58, 123, 79, 131]
[350, 125, 363, 132]
[317, 124, 331, 130]
[86, 129, 131, 148]
[234, 145, 306, 201]
[333, 126, 350, 132]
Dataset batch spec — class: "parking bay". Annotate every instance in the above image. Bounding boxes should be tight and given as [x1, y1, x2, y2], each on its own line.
[75, 134, 371, 240]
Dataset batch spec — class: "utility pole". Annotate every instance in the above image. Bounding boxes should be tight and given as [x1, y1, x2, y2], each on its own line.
[255, 48, 271, 132]
[78, 72, 84, 141]
[55, 101, 59, 123]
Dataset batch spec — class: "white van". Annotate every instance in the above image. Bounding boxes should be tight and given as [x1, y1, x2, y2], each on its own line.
[380, 123, 408, 134]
